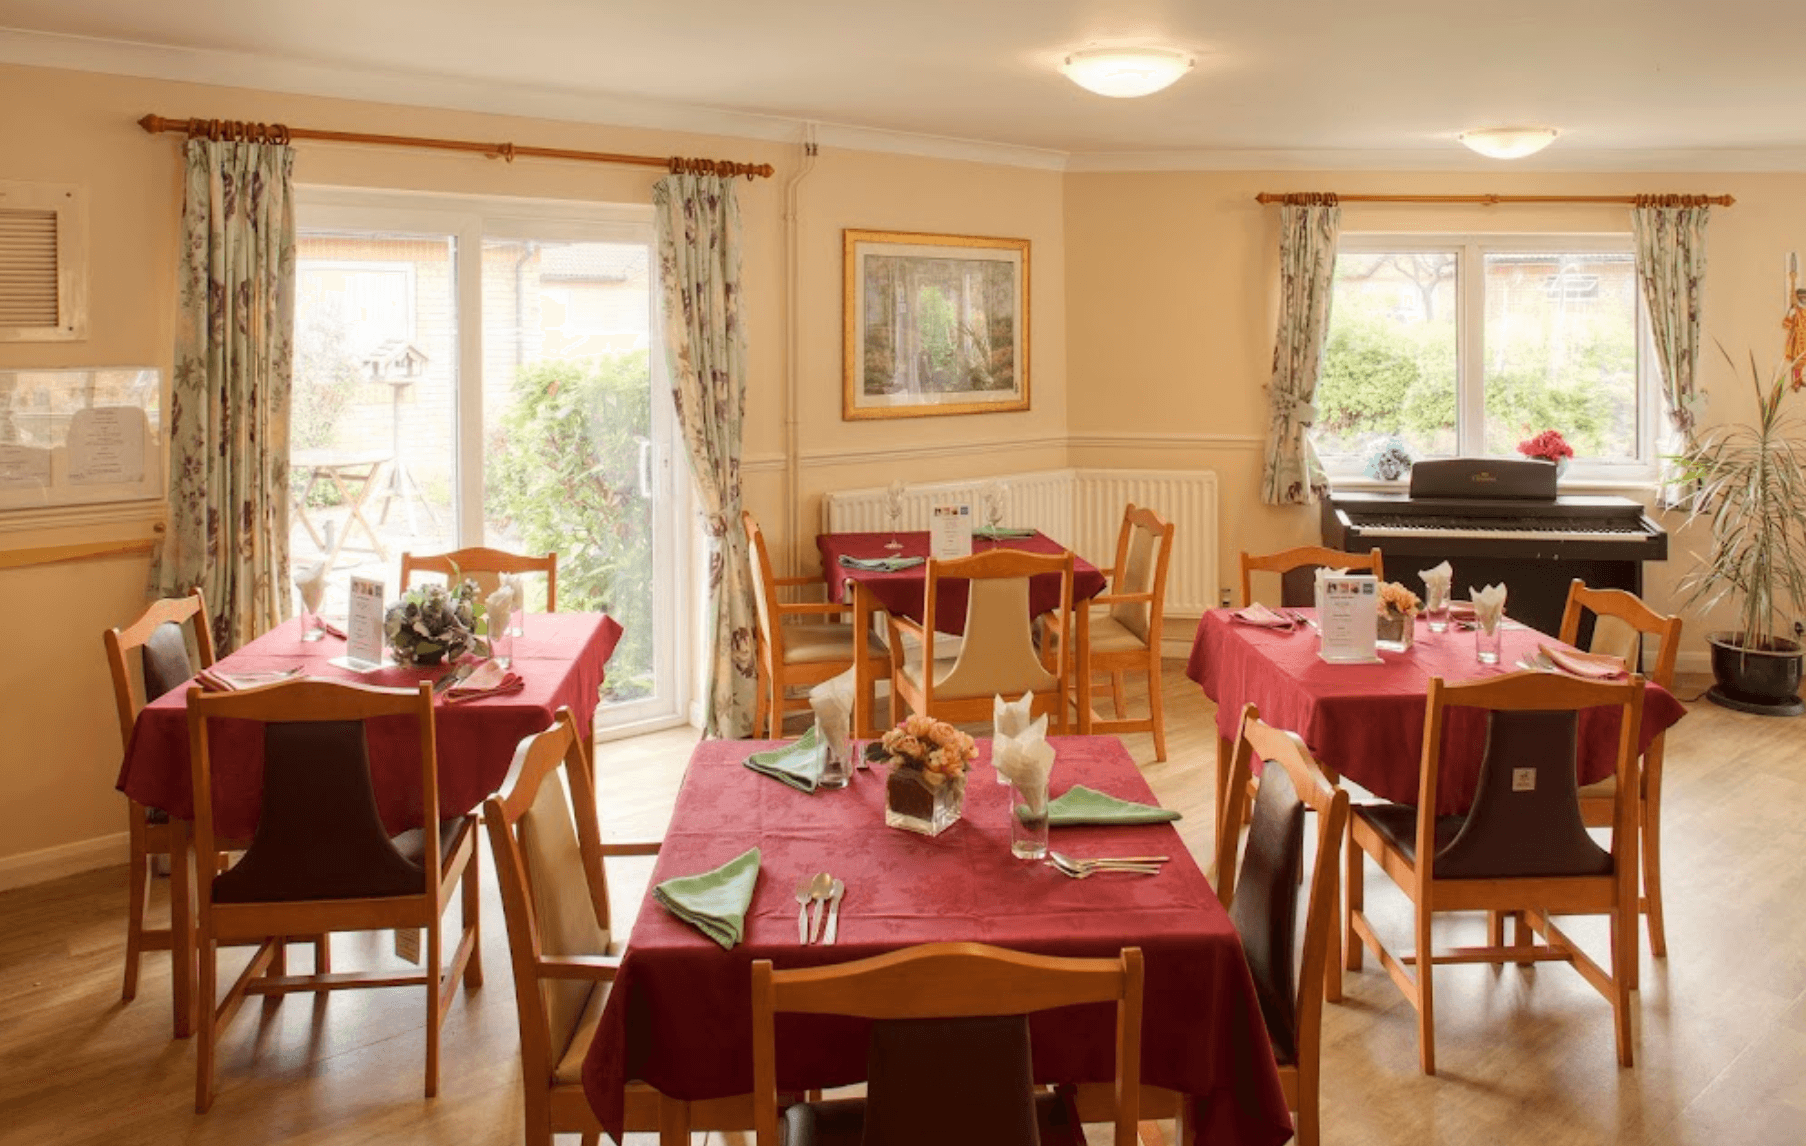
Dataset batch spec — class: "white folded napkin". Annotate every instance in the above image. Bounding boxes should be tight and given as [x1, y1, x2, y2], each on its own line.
[809, 670, 856, 767]
[294, 560, 327, 615]
[994, 692, 1035, 783]
[1420, 562, 1452, 609]
[485, 584, 515, 639]
[993, 713, 1054, 808]
[1470, 583, 1508, 633]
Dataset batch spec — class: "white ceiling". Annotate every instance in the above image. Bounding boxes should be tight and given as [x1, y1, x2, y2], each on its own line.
[5, 0, 1806, 169]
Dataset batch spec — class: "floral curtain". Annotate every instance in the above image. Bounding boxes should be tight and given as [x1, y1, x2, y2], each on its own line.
[653, 168, 756, 737]
[1631, 196, 1711, 502]
[1261, 194, 1342, 505]
[151, 137, 297, 652]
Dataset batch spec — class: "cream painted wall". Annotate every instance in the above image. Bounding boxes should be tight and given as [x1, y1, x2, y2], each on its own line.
[1065, 169, 1806, 647]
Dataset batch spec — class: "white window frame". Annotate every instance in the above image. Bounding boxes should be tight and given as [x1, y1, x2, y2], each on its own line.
[1325, 233, 1659, 489]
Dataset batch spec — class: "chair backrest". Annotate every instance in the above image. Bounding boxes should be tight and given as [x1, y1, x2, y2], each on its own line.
[401, 547, 558, 611]
[751, 942, 1144, 1146]
[186, 679, 441, 909]
[1216, 705, 1349, 1070]
[1239, 545, 1384, 608]
[1415, 671, 1644, 884]
[922, 549, 1071, 701]
[741, 510, 780, 660]
[104, 588, 216, 754]
[1557, 578, 1682, 688]
[1107, 505, 1175, 644]
[484, 709, 614, 1092]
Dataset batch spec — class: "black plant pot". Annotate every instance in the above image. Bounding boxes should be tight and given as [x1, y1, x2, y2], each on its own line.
[1706, 631, 1805, 717]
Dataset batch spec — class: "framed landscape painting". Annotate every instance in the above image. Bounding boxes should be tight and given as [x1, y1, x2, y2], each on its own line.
[843, 229, 1029, 420]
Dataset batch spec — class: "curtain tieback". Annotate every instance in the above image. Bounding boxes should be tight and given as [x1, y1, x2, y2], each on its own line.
[703, 513, 730, 539]
[1277, 396, 1318, 426]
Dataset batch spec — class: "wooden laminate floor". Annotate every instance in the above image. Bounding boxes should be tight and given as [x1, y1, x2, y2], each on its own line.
[2, 667, 1801, 1145]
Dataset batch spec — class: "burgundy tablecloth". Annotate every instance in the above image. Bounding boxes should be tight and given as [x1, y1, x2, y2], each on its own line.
[115, 612, 622, 838]
[582, 735, 1291, 1146]
[1185, 609, 1686, 815]
[816, 531, 1107, 634]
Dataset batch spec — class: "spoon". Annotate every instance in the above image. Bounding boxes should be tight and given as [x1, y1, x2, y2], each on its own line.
[822, 878, 846, 945]
[793, 877, 814, 944]
[807, 871, 833, 943]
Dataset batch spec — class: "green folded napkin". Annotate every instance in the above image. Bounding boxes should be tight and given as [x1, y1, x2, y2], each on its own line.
[744, 725, 826, 792]
[1046, 785, 1182, 827]
[652, 846, 762, 949]
[974, 526, 1037, 539]
[839, 554, 927, 572]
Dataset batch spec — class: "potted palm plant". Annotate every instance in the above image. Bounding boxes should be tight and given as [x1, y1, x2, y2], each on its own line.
[1672, 350, 1806, 716]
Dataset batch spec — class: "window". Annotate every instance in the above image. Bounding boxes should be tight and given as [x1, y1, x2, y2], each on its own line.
[1315, 235, 1655, 481]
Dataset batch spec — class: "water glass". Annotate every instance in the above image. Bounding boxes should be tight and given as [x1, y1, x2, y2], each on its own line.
[488, 624, 513, 669]
[299, 606, 326, 642]
[819, 726, 853, 790]
[1425, 585, 1450, 633]
[1475, 623, 1503, 665]
[508, 604, 526, 639]
[1010, 777, 1050, 860]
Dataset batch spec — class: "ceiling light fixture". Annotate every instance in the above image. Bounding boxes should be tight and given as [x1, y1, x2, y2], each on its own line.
[1458, 127, 1560, 160]
[1062, 47, 1193, 98]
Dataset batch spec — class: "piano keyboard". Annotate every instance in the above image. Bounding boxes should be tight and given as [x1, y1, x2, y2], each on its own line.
[1346, 513, 1656, 543]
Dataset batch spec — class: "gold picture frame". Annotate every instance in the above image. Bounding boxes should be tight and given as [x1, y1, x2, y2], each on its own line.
[843, 229, 1029, 421]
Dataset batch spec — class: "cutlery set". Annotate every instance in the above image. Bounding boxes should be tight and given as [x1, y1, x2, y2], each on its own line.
[793, 872, 845, 944]
[1046, 851, 1170, 878]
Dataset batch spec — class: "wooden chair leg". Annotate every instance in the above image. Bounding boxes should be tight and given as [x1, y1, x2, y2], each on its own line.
[1611, 907, 1635, 1067]
[1110, 671, 1128, 718]
[424, 919, 443, 1099]
[314, 934, 332, 993]
[658, 1096, 691, 1145]
[1147, 656, 1167, 763]
[171, 822, 194, 1040]
[194, 931, 217, 1112]
[1343, 830, 1364, 972]
[580, 1132, 600, 1146]
[1324, 819, 1343, 1003]
[462, 854, 484, 988]
[1415, 903, 1436, 1076]
[1642, 785, 1668, 958]
[122, 825, 148, 1003]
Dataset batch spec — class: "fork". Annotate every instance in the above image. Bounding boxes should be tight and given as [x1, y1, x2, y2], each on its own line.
[1047, 853, 1161, 878]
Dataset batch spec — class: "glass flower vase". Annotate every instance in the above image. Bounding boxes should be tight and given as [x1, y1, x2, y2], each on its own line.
[884, 766, 965, 836]
[1376, 612, 1415, 653]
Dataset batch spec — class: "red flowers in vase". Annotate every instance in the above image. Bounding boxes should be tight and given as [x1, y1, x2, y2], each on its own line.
[1517, 429, 1575, 464]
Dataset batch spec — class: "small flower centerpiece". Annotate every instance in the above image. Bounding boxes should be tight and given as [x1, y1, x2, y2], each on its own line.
[1376, 581, 1421, 652]
[1517, 428, 1575, 475]
[385, 580, 483, 666]
[871, 714, 977, 836]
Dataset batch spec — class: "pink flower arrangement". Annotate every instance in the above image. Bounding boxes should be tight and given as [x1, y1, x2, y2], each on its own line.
[1517, 429, 1575, 463]
[879, 714, 976, 788]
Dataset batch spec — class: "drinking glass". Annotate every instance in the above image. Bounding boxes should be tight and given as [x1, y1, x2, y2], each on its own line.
[1475, 623, 1503, 665]
[819, 720, 852, 790]
[508, 603, 526, 639]
[1009, 776, 1050, 860]
[488, 622, 513, 669]
[884, 480, 906, 551]
[1425, 584, 1450, 633]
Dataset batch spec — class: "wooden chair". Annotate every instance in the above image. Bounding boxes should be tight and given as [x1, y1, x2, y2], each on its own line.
[401, 546, 558, 610]
[103, 588, 216, 1037]
[1344, 671, 1646, 1073]
[1215, 705, 1350, 1146]
[889, 549, 1074, 733]
[1239, 545, 1384, 608]
[484, 708, 664, 1146]
[1043, 505, 1175, 760]
[185, 679, 482, 1111]
[751, 942, 1144, 1146]
[1559, 578, 1683, 965]
[744, 510, 887, 738]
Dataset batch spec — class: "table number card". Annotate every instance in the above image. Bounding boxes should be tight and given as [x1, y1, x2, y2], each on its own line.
[929, 503, 974, 560]
[337, 576, 386, 670]
[1318, 575, 1382, 664]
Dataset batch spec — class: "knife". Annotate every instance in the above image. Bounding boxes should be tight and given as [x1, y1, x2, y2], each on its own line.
[822, 878, 845, 945]
[432, 662, 477, 695]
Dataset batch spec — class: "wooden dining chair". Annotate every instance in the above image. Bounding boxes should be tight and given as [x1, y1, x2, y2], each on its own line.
[744, 510, 887, 738]
[484, 708, 664, 1146]
[1215, 704, 1349, 1146]
[185, 678, 482, 1111]
[103, 588, 216, 1037]
[1043, 505, 1175, 760]
[1344, 670, 1646, 1073]
[752, 942, 1143, 1146]
[401, 546, 558, 611]
[1559, 578, 1683, 966]
[1239, 545, 1384, 608]
[889, 549, 1074, 733]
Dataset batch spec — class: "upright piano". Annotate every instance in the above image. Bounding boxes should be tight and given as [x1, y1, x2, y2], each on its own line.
[1320, 458, 1667, 639]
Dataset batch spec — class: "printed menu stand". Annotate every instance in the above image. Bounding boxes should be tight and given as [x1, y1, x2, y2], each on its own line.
[1318, 575, 1382, 664]
[332, 577, 388, 671]
[929, 503, 974, 560]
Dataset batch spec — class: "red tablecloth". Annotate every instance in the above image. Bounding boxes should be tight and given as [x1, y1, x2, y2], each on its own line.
[816, 531, 1107, 633]
[115, 612, 622, 838]
[582, 735, 1291, 1146]
[1185, 610, 1686, 815]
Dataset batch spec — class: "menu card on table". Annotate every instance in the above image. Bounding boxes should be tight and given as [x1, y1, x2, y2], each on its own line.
[334, 577, 387, 671]
[929, 503, 974, 560]
[1318, 575, 1381, 664]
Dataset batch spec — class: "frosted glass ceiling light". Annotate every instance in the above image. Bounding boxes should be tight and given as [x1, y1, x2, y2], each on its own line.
[1458, 127, 1560, 159]
[1062, 48, 1193, 98]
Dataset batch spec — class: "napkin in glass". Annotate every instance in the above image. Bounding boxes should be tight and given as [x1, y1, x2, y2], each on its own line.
[294, 560, 327, 616]
[993, 713, 1054, 812]
[652, 846, 762, 949]
[1046, 784, 1181, 826]
[1419, 561, 1453, 608]
[993, 691, 1035, 782]
[1470, 583, 1508, 634]
[809, 670, 855, 774]
[744, 724, 826, 792]
[839, 554, 926, 573]
[485, 584, 515, 637]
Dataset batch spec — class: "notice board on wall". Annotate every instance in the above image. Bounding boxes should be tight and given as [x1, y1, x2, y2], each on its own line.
[0, 367, 162, 511]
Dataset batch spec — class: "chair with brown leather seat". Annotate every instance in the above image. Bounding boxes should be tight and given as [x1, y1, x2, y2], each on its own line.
[1558, 578, 1683, 966]
[185, 678, 481, 1111]
[1239, 545, 1384, 608]
[401, 546, 558, 610]
[752, 942, 1143, 1146]
[103, 588, 217, 1037]
[1344, 671, 1646, 1074]
[1215, 704, 1349, 1146]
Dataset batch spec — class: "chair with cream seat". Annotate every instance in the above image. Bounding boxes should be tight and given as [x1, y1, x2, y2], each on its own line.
[744, 510, 888, 737]
[889, 548, 1074, 733]
[1239, 545, 1384, 608]
[401, 546, 558, 610]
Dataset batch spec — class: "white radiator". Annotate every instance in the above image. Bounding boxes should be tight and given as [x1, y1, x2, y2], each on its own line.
[821, 467, 1219, 616]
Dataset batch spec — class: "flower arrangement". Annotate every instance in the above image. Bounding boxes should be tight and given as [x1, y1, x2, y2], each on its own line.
[1377, 581, 1421, 619]
[1375, 581, 1420, 651]
[1517, 428, 1575, 464]
[1363, 436, 1415, 482]
[874, 714, 977, 836]
[384, 580, 483, 666]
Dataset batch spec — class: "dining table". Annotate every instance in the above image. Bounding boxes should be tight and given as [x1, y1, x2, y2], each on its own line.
[815, 530, 1108, 736]
[582, 734, 1293, 1146]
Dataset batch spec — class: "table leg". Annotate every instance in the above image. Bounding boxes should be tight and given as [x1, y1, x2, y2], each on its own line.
[657, 1096, 691, 1145]
[292, 469, 328, 551]
[332, 463, 390, 561]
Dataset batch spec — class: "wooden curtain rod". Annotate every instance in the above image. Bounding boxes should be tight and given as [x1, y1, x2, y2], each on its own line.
[138, 114, 776, 180]
[0, 538, 157, 572]
[1255, 191, 1734, 207]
